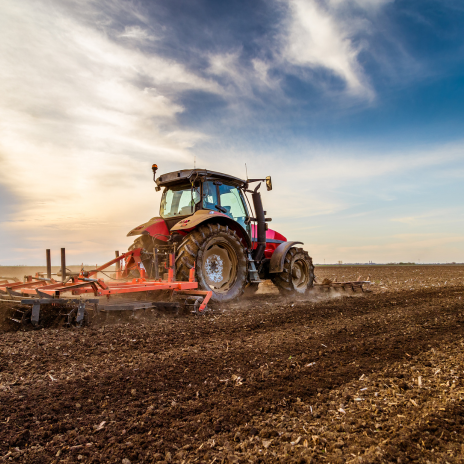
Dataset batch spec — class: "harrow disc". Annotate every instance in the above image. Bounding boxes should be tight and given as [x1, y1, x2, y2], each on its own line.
[65, 306, 90, 327]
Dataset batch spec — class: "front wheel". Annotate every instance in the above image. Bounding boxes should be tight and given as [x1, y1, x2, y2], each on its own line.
[271, 247, 314, 294]
[176, 223, 248, 302]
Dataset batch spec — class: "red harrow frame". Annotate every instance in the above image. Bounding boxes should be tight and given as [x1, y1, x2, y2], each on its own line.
[0, 248, 212, 327]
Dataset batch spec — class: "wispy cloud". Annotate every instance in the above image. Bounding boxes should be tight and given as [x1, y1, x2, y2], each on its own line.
[119, 25, 157, 42]
[0, 0, 225, 262]
[0, 1, 220, 228]
[199, 0, 392, 102]
[283, 0, 375, 98]
[281, 0, 399, 100]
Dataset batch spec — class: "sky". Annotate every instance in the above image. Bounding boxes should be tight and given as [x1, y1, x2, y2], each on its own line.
[0, 0, 463, 266]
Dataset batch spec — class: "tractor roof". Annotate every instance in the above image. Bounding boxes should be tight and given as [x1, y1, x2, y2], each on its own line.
[156, 169, 246, 188]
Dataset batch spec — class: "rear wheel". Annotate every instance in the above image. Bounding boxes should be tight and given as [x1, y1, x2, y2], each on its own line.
[271, 247, 314, 294]
[176, 223, 247, 302]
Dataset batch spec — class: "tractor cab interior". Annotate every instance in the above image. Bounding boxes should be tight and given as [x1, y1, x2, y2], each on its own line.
[217, 183, 248, 230]
[200, 181, 249, 230]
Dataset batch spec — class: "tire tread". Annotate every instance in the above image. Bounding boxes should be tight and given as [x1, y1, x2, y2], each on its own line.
[176, 224, 247, 302]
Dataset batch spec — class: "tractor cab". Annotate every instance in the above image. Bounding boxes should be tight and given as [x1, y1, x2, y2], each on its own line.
[159, 179, 249, 232]
[155, 168, 251, 236]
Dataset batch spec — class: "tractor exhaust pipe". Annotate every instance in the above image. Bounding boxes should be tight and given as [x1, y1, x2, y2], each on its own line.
[252, 184, 266, 263]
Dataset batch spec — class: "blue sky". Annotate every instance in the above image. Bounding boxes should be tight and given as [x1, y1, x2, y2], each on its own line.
[0, 0, 463, 265]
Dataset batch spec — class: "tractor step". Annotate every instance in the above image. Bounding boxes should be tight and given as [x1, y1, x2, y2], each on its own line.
[247, 252, 261, 283]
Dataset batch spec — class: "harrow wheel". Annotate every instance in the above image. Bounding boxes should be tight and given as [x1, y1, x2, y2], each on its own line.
[271, 247, 314, 294]
[176, 223, 247, 302]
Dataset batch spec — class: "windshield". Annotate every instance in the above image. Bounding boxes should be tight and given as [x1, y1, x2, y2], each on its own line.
[160, 184, 201, 218]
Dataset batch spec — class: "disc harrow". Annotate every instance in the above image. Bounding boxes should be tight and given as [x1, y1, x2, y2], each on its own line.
[0, 248, 212, 328]
[314, 276, 372, 293]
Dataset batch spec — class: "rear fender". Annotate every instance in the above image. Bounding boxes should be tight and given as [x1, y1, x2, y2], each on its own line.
[269, 241, 304, 273]
[171, 210, 251, 248]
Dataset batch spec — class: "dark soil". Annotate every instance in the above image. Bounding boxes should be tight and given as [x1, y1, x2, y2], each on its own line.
[1, 266, 464, 463]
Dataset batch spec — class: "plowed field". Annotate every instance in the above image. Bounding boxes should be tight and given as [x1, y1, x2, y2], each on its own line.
[1, 265, 464, 463]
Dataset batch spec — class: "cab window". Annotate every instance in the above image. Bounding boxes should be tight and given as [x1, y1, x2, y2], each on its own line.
[218, 184, 248, 229]
[202, 181, 219, 210]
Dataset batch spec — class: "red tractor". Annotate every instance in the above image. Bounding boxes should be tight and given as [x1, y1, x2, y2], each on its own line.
[126, 165, 314, 302]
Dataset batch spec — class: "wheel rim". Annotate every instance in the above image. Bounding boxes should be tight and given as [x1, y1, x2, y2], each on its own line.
[202, 241, 238, 294]
[292, 258, 309, 290]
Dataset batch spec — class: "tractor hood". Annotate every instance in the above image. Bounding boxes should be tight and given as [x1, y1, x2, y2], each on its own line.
[251, 225, 287, 259]
[126, 217, 170, 241]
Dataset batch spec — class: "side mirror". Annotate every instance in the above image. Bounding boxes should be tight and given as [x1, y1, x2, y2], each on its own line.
[265, 176, 272, 191]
